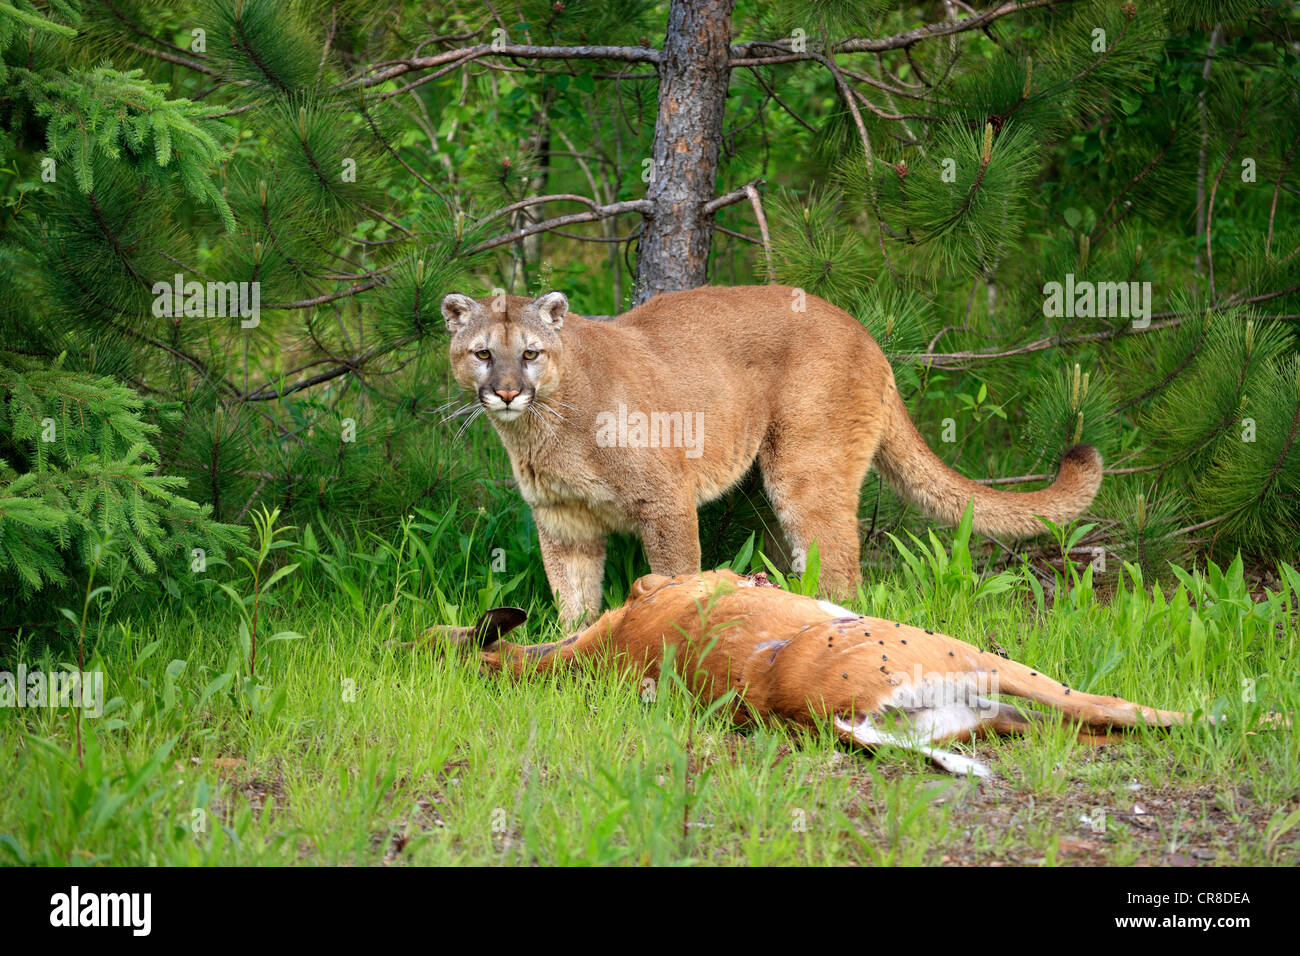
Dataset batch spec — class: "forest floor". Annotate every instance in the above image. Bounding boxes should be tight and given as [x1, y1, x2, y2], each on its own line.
[3, 541, 1298, 866]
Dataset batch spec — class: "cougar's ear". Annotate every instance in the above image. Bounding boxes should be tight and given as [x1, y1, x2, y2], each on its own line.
[472, 606, 528, 646]
[530, 290, 568, 328]
[441, 293, 480, 332]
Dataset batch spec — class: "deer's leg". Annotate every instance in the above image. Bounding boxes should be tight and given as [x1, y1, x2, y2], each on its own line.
[969, 699, 1142, 745]
[834, 695, 1135, 778]
[480, 608, 625, 677]
[991, 658, 1195, 729]
[834, 713, 991, 778]
[968, 698, 1055, 737]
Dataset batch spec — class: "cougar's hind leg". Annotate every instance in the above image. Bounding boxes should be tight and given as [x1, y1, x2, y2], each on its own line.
[759, 430, 875, 599]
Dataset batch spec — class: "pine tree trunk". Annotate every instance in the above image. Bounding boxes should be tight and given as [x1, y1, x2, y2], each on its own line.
[634, 0, 733, 304]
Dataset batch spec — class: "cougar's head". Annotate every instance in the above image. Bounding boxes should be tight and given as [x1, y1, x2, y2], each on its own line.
[441, 290, 568, 423]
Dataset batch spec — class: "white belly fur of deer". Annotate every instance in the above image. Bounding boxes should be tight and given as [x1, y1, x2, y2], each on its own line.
[426, 569, 1195, 777]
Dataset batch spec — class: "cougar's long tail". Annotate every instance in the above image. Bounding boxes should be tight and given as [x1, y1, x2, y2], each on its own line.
[874, 387, 1103, 540]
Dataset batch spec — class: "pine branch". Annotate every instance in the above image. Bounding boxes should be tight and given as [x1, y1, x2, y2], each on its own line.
[727, 1, 1077, 65]
[1194, 24, 1225, 272]
[356, 95, 448, 202]
[1266, 128, 1300, 258]
[262, 280, 383, 311]
[125, 42, 216, 75]
[744, 67, 818, 131]
[902, 286, 1300, 367]
[1115, 319, 1210, 413]
[240, 336, 415, 402]
[1204, 94, 1250, 299]
[713, 225, 760, 244]
[744, 183, 775, 282]
[1091, 123, 1180, 242]
[357, 42, 663, 89]
[702, 179, 765, 214]
[479, 193, 613, 222]
[469, 199, 653, 253]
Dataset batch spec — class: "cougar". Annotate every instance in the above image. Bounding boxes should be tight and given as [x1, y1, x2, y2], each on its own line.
[442, 285, 1102, 626]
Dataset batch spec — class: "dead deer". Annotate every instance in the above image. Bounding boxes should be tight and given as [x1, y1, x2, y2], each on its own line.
[424, 569, 1201, 777]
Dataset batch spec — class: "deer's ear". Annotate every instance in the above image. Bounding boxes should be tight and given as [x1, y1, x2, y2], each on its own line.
[530, 290, 568, 328]
[630, 573, 671, 600]
[472, 606, 528, 646]
[441, 293, 480, 332]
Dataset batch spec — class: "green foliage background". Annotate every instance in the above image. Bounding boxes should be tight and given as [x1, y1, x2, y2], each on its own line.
[1, 0, 1298, 639]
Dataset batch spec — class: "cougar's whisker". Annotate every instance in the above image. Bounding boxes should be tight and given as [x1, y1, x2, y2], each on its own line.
[432, 397, 465, 415]
[453, 406, 485, 440]
[438, 402, 478, 426]
[534, 399, 570, 425]
[527, 402, 559, 441]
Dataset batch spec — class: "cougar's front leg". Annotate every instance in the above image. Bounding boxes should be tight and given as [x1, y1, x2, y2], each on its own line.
[636, 496, 701, 577]
[535, 520, 606, 628]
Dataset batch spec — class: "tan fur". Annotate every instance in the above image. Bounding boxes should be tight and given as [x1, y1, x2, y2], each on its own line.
[443, 285, 1103, 626]
[427, 570, 1197, 777]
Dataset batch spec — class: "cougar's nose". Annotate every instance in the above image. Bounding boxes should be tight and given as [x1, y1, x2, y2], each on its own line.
[494, 387, 520, 403]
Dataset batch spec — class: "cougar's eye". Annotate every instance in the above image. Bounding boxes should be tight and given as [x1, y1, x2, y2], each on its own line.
[522, 349, 539, 361]
[474, 349, 491, 360]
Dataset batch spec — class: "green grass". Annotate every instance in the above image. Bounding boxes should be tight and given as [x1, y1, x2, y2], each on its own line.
[1, 508, 1298, 866]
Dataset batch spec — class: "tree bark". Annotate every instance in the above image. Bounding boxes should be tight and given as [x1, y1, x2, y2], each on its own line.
[634, 0, 734, 304]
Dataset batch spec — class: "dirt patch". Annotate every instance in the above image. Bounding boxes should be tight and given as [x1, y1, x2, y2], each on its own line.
[841, 749, 1292, 865]
[176, 757, 289, 825]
